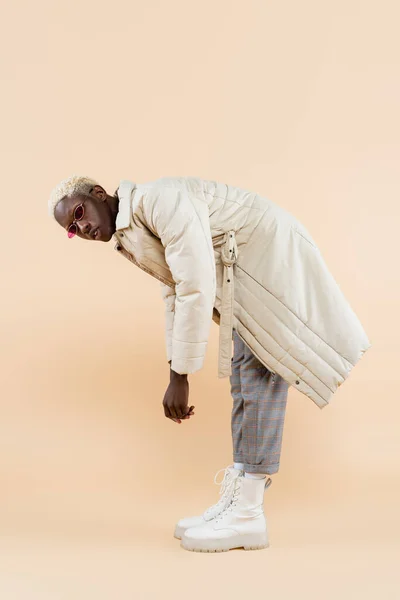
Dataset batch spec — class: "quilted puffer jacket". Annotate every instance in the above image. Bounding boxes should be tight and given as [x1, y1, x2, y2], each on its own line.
[112, 176, 371, 409]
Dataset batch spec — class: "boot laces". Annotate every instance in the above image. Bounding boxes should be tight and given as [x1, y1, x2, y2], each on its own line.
[214, 477, 242, 523]
[203, 466, 237, 519]
[214, 476, 273, 523]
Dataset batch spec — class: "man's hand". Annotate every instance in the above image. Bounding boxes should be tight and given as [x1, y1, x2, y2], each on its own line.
[162, 370, 195, 424]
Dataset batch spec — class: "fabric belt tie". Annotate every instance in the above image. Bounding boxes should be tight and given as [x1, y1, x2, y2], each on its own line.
[218, 230, 238, 378]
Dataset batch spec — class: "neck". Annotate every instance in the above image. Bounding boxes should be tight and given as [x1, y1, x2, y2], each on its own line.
[108, 190, 120, 232]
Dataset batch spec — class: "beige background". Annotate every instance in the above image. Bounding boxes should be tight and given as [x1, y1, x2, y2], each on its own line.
[1, 0, 399, 597]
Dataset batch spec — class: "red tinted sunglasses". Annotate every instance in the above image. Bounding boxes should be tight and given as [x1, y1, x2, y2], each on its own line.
[67, 188, 94, 238]
[67, 202, 85, 238]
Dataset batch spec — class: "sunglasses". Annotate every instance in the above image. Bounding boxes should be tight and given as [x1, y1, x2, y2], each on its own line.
[67, 188, 94, 238]
[67, 202, 85, 238]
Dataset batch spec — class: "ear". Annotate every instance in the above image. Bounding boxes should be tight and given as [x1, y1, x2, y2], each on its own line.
[91, 185, 107, 202]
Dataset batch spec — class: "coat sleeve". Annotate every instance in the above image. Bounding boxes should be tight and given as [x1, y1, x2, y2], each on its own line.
[142, 187, 216, 375]
[159, 282, 176, 364]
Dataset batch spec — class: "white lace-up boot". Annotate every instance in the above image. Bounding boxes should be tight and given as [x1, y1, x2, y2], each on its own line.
[173, 465, 244, 539]
[180, 474, 272, 552]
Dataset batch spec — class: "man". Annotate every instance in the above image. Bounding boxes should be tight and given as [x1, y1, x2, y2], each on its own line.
[48, 174, 371, 553]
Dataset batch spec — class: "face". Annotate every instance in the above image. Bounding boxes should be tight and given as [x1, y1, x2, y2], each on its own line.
[54, 185, 116, 242]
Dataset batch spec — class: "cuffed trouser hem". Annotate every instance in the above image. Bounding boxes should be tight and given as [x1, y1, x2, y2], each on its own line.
[233, 458, 280, 475]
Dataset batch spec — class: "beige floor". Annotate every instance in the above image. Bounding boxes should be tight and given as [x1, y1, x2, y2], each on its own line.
[0, 471, 398, 600]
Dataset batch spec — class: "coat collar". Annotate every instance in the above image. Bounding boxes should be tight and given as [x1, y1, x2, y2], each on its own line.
[115, 179, 137, 231]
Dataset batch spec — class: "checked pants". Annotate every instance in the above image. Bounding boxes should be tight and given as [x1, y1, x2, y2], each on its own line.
[230, 329, 290, 474]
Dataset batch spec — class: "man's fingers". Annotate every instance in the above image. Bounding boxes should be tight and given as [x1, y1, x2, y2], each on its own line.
[169, 406, 179, 420]
[183, 405, 195, 417]
[182, 407, 195, 418]
[163, 403, 194, 423]
[163, 404, 173, 420]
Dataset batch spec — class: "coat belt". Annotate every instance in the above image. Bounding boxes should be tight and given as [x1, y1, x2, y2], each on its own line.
[218, 230, 238, 378]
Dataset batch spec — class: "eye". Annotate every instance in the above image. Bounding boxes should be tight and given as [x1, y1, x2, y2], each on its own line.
[74, 204, 84, 220]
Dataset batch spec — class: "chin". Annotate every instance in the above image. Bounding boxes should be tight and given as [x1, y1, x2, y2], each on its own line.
[102, 229, 113, 242]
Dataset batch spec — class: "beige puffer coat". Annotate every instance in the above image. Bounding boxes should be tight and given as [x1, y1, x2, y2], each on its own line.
[112, 176, 371, 409]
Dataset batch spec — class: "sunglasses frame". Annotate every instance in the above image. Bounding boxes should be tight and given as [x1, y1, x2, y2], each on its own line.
[67, 187, 94, 238]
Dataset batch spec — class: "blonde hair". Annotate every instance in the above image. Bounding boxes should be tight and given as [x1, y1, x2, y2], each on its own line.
[48, 174, 100, 220]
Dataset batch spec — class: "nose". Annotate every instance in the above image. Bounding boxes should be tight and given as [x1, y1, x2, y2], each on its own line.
[77, 220, 91, 236]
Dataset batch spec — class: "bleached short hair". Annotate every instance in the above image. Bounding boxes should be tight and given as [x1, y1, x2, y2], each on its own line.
[48, 174, 100, 220]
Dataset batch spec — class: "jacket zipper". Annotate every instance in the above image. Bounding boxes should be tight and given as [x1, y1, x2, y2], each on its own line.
[136, 260, 174, 287]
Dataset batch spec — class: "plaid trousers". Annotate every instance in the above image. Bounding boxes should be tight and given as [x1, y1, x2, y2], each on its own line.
[230, 329, 290, 474]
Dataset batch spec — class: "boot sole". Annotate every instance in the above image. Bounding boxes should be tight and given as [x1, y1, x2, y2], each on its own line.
[180, 531, 269, 552]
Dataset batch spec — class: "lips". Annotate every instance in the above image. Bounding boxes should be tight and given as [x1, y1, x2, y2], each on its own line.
[91, 227, 99, 239]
